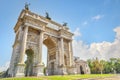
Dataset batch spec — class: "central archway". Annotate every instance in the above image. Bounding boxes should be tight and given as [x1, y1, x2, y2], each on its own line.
[43, 37, 56, 75]
[42, 45, 47, 66]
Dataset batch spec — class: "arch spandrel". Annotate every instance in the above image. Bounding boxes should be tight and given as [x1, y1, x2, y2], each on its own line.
[27, 27, 40, 43]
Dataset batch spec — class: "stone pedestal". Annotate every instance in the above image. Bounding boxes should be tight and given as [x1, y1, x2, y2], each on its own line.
[62, 67, 68, 75]
[34, 64, 44, 76]
[15, 63, 25, 77]
[67, 66, 77, 75]
[59, 66, 68, 75]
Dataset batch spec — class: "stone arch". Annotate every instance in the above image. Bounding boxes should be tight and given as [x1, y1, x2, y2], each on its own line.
[9, 9, 74, 77]
[25, 49, 34, 76]
[43, 37, 57, 75]
[43, 35, 57, 47]
[43, 37, 56, 48]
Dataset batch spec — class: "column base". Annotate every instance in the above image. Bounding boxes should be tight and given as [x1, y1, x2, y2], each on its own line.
[63, 68, 68, 75]
[67, 66, 77, 75]
[15, 63, 25, 77]
[34, 64, 44, 76]
[59, 66, 68, 75]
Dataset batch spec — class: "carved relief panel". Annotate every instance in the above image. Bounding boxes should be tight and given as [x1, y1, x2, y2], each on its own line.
[64, 39, 69, 52]
[45, 27, 58, 36]
[27, 28, 39, 43]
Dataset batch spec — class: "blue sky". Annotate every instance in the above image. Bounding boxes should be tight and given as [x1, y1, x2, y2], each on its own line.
[0, 0, 120, 67]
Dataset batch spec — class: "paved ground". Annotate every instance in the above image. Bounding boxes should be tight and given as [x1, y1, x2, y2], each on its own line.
[78, 75, 120, 80]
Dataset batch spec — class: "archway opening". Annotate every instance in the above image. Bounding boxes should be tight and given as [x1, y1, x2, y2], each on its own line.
[24, 49, 34, 76]
[64, 55, 67, 66]
[80, 65, 84, 74]
[42, 44, 47, 66]
[43, 37, 56, 75]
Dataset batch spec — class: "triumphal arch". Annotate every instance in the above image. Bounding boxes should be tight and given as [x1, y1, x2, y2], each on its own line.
[8, 7, 76, 77]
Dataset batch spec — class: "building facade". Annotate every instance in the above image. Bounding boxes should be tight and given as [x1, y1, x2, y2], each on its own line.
[74, 57, 90, 74]
[8, 7, 90, 77]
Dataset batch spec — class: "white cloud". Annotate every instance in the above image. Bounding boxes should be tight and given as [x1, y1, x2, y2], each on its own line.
[73, 26, 120, 60]
[73, 28, 81, 37]
[114, 27, 120, 40]
[92, 15, 104, 21]
[89, 41, 112, 60]
[73, 40, 91, 60]
[0, 61, 10, 72]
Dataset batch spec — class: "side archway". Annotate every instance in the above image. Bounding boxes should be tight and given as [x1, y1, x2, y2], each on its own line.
[25, 49, 34, 76]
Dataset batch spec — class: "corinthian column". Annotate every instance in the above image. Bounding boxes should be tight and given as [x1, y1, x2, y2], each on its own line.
[19, 26, 28, 64]
[69, 41, 73, 66]
[35, 30, 44, 76]
[38, 30, 44, 65]
[60, 37, 64, 66]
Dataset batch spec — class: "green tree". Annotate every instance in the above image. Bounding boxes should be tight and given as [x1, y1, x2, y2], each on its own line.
[87, 58, 104, 74]
[99, 60, 105, 74]
[114, 58, 120, 73]
[88, 58, 120, 74]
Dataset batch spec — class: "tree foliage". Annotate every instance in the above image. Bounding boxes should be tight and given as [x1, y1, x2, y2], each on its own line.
[87, 58, 120, 74]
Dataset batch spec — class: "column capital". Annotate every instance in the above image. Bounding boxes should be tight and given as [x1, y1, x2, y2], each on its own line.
[23, 25, 29, 29]
[39, 30, 45, 34]
[59, 37, 64, 41]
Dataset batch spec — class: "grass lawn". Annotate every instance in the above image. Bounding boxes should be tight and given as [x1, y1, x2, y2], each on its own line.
[0, 74, 115, 80]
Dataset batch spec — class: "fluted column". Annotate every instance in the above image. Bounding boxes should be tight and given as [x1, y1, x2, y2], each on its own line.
[58, 39, 61, 66]
[68, 41, 71, 66]
[38, 30, 44, 65]
[60, 37, 64, 66]
[19, 26, 28, 64]
[35, 30, 44, 76]
[47, 50, 49, 68]
[69, 41, 73, 66]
